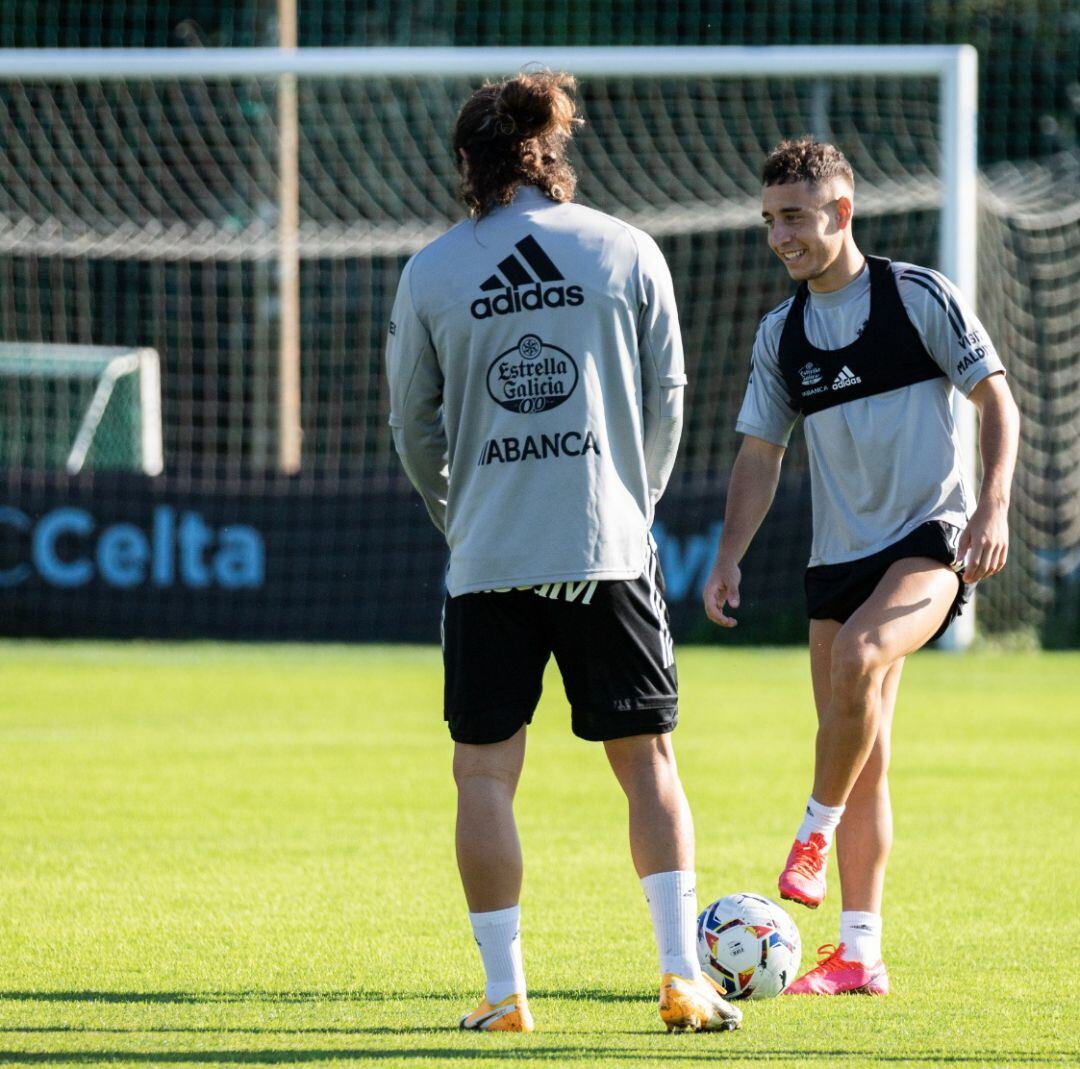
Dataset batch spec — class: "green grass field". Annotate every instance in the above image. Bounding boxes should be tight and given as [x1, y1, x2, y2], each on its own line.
[0, 642, 1076, 1068]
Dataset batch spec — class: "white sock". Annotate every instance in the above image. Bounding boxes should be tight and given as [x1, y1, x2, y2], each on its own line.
[469, 905, 526, 1004]
[796, 796, 845, 846]
[641, 870, 700, 979]
[840, 910, 883, 965]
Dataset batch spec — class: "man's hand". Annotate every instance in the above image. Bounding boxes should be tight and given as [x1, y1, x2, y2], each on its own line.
[960, 373, 1019, 584]
[957, 499, 1009, 583]
[704, 558, 741, 628]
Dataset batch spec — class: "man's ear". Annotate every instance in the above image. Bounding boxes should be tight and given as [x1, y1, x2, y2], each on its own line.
[835, 195, 854, 230]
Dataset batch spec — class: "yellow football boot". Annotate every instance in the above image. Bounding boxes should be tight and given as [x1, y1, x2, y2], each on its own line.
[658, 972, 742, 1033]
[459, 992, 534, 1032]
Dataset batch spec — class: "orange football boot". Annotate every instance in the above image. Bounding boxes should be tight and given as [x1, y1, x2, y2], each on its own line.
[658, 972, 742, 1033]
[459, 992, 534, 1032]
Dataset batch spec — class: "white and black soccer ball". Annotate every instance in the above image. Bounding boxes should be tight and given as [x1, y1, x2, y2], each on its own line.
[697, 892, 801, 999]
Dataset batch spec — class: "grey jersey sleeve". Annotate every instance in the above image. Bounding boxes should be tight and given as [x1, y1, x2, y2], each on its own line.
[735, 308, 799, 446]
[635, 230, 686, 504]
[386, 256, 449, 532]
[893, 263, 1006, 395]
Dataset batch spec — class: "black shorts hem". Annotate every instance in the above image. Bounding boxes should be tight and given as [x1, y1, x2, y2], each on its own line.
[570, 703, 678, 743]
[805, 521, 971, 643]
[929, 578, 973, 643]
[446, 706, 535, 745]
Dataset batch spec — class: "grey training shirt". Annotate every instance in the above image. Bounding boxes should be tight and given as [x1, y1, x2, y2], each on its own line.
[387, 186, 686, 596]
[737, 260, 1005, 566]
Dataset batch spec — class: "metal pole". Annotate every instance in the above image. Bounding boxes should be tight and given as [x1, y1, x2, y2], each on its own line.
[0, 44, 978, 80]
[277, 0, 302, 474]
[937, 45, 979, 650]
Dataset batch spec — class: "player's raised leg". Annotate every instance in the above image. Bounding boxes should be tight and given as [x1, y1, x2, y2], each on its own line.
[780, 556, 958, 911]
[455, 727, 534, 1032]
[606, 734, 742, 1033]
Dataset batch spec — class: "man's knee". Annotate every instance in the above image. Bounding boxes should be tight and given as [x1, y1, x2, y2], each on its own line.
[453, 762, 521, 795]
[453, 735, 525, 793]
[830, 633, 891, 694]
[606, 733, 680, 798]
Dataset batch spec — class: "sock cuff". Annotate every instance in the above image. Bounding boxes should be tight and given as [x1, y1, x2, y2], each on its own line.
[807, 796, 846, 820]
[840, 910, 882, 932]
[640, 870, 695, 893]
[469, 904, 520, 930]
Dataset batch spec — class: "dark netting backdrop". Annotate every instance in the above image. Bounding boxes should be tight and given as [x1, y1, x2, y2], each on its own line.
[0, 1, 1077, 645]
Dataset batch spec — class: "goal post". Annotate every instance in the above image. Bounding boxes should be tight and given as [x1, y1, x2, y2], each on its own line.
[0, 45, 989, 645]
[0, 343, 163, 476]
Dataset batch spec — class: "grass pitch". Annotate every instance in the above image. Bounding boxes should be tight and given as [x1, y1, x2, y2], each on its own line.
[0, 642, 1076, 1068]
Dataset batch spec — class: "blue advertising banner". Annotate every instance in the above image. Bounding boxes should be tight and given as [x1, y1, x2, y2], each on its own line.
[0, 473, 812, 643]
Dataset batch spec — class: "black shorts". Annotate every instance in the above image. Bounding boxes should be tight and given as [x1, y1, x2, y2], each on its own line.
[442, 550, 678, 745]
[805, 521, 973, 643]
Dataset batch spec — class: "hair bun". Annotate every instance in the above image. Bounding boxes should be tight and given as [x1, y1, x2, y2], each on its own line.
[496, 72, 578, 140]
[451, 70, 581, 216]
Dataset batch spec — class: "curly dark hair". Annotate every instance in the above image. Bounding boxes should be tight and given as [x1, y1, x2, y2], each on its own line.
[763, 137, 854, 189]
[452, 70, 583, 218]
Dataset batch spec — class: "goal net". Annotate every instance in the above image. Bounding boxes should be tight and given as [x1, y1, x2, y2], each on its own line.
[0, 47, 1075, 644]
[0, 343, 163, 476]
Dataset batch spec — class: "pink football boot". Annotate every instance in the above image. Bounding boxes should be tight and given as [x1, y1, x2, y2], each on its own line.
[778, 831, 829, 908]
[784, 943, 890, 995]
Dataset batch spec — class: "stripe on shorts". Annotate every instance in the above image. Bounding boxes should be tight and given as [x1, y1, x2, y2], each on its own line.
[645, 535, 675, 669]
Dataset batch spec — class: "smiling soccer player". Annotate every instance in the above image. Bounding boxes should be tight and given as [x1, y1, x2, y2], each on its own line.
[704, 137, 1020, 995]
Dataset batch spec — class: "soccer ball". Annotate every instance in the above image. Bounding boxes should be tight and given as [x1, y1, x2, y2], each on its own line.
[697, 892, 801, 999]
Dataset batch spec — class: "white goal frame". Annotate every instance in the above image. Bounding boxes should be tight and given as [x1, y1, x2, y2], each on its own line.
[0, 342, 163, 476]
[0, 44, 979, 646]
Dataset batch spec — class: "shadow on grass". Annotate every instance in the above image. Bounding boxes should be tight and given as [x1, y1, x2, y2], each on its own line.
[0, 1027, 459, 1036]
[0, 992, 379, 1005]
[0, 989, 647, 1005]
[0, 1049, 1072, 1065]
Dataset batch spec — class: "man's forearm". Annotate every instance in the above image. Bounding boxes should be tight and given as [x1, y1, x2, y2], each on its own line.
[975, 386, 1020, 509]
[716, 448, 783, 564]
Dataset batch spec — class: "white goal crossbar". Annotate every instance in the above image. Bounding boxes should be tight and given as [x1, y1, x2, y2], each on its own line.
[0, 44, 979, 646]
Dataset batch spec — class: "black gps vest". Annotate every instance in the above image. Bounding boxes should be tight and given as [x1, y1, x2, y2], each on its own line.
[777, 255, 945, 417]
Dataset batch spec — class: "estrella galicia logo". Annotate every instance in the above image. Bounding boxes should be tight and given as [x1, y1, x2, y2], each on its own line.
[487, 334, 579, 415]
[470, 235, 584, 320]
[799, 362, 822, 386]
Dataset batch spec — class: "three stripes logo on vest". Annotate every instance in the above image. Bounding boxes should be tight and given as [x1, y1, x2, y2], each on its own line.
[470, 235, 584, 320]
[831, 365, 862, 390]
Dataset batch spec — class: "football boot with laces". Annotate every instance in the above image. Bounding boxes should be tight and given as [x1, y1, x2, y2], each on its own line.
[658, 972, 743, 1033]
[783, 943, 890, 995]
[778, 831, 829, 908]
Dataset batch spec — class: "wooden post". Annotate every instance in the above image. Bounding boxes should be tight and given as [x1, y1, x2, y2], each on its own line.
[277, 0, 301, 473]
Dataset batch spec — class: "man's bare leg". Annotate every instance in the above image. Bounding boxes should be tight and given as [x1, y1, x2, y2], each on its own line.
[782, 558, 957, 911]
[784, 558, 956, 993]
[809, 631, 903, 914]
[605, 732, 694, 877]
[835, 660, 902, 915]
[454, 726, 530, 1018]
[454, 726, 526, 911]
[813, 558, 958, 806]
[606, 732, 742, 1031]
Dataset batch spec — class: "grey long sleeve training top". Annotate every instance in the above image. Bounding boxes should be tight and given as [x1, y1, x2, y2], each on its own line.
[386, 186, 686, 596]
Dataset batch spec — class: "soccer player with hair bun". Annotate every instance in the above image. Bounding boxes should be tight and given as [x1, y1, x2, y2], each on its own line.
[387, 71, 741, 1034]
[704, 137, 1020, 995]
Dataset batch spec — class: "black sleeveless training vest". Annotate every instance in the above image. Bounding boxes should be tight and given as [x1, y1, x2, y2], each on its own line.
[777, 255, 945, 417]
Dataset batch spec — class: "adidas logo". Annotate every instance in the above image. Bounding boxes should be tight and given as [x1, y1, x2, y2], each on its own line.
[470, 235, 584, 320]
[831, 365, 862, 391]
